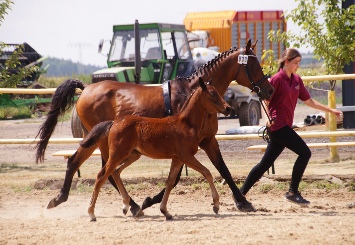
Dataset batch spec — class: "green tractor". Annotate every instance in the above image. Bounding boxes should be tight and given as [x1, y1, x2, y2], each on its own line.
[92, 20, 195, 84]
[71, 21, 196, 137]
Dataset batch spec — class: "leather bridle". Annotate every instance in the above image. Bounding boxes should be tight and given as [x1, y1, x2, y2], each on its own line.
[233, 50, 269, 97]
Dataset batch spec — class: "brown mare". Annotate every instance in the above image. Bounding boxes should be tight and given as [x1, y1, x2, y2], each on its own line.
[35, 40, 274, 215]
[78, 78, 232, 220]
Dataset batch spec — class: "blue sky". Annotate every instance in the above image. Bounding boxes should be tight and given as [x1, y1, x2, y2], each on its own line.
[1, 0, 303, 66]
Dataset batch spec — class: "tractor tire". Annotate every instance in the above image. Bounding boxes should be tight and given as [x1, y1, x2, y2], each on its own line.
[70, 105, 88, 138]
[238, 100, 260, 126]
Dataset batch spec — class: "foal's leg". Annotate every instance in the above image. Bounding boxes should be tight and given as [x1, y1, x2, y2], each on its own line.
[199, 137, 256, 212]
[47, 146, 96, 209]
[160, 159, 185, 220]
[142, 160, 183, 210]
[88, 154, 128, 221]
[182, 155, 220, 215]
[110, 150, 143, 217]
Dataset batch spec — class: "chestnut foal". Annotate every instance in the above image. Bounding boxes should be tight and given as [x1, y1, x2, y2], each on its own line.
[79, 78, 232, 221]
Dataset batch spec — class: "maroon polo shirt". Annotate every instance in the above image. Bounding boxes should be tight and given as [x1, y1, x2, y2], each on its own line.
[268, 68, 310, 132]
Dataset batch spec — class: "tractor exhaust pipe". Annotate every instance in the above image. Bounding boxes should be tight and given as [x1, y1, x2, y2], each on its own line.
[134, 19, 141, 84]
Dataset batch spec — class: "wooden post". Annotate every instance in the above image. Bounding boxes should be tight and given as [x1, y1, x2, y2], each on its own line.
[328, 90, 339, 161]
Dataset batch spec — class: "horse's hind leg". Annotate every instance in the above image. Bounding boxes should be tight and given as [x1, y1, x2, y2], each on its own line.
[142, 161, 183, 210]
[47, 146, 95, 209]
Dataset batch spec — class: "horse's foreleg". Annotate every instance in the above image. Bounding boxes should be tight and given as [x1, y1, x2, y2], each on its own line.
[200, 138, 256, 212]
[47, 147, 93, 209]
[142, 160, 183, 210]
[160, 160, 184, 220]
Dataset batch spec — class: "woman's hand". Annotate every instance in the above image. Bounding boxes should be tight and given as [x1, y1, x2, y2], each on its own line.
[330, 109, 343, 120]
[266, 119, 275, 128]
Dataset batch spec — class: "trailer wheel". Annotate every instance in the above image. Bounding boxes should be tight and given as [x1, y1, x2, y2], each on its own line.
[70, 105, 88, 138]
[239, 100, 260, 126]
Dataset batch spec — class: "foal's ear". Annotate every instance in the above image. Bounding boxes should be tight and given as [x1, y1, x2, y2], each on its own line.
[199, 77, 207, 91]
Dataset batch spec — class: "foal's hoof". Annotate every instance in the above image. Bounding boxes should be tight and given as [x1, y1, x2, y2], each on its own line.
[213, 206, 219, 214]
[90, 217, 97, 222]
[236, 200, 256, 212]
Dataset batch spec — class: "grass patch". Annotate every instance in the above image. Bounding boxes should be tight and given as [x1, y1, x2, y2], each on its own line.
[347, 182, 355, 192]
[0, 163, 32, 173]
[0, 106, 32, 120]
[308, 180, 342, 190]
[125, 182, 150, 193]
[75, 183, 94, 193]
[191, 182, 210, 191]
[12, 185, 33, 193]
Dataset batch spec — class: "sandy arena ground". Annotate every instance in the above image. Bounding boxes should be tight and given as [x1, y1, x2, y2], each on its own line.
[0, 104, 354, 245]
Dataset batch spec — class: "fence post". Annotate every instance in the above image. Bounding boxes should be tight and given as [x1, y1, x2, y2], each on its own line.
[328, 90, 339, 161]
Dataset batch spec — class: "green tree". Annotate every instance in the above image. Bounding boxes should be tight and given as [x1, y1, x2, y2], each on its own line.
[266, 0, 355, 161]
[1, 1, 39, 88]
[0, 0, 13, 24]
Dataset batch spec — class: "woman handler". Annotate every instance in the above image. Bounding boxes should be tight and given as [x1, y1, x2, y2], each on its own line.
[240, 48, 343, 205]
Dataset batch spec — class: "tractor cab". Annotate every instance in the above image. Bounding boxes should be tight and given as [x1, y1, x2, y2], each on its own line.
[92, 22, 195, 84]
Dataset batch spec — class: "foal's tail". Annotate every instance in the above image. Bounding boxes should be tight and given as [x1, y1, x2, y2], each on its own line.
[80, 121, 113, 149]
[35, 79, 86, 163]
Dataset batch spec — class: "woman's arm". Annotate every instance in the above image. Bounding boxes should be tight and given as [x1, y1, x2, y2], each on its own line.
[303, 98, 343, 118]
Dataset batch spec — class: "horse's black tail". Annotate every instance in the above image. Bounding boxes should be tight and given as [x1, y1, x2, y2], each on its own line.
[35, 79, 86, 163]
[80, 121, 113, 149]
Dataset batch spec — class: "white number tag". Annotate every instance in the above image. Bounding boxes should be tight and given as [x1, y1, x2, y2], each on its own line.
[238, 55, 248, 64]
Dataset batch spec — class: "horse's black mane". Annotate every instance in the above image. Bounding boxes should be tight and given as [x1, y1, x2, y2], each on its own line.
[175, 46, 243, 83]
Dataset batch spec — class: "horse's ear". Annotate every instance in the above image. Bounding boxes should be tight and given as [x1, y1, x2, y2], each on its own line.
[199, 77, 207, 91]
[246, 39, 252, 51]
[251, 40, 258, 50]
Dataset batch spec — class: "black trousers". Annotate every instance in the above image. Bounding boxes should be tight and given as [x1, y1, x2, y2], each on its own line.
[241, 125, 311, 195]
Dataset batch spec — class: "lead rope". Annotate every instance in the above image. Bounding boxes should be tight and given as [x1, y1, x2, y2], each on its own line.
[258, 98, 276, 174]
[258, 97, 273, 144]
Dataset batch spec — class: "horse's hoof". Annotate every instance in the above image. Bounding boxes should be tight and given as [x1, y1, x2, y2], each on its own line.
[90, 217, 97, 222]
[213, 206, 219, 214]
[47, 199, 56, 209]
[142, 196, 153, 210]
[236, 200, 256, 212]
[122, 208, 128, 215]
[134, 209, 144, 217]
[165, 214, 173, 220]
[130, 204, 142, 216]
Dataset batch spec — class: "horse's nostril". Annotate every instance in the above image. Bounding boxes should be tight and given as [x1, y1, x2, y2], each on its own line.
[268, 88, 274, 95]
[225, 107, 232, 115]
